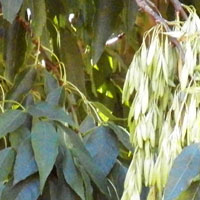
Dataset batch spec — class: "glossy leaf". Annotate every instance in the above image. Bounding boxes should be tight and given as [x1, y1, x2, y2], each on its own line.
[0, 110, 27, 139]
[58, 124, 109, 197]
[80, 115, 96, 134]
[0, 0, 23, 23]
[62, 149, 85, 200]
[92, 0, 123, 64]
[0, 182, 5, 199]
[108, 122, 134, 152]
[28, 102, 76, 128]
[164, 143, 200, 200]
[6, 67, 37, 102]
[14, 138, 38, 184]
[85, 126, 119, 176]
[31, 121, 59, 193]
[0, 148, 15, 182]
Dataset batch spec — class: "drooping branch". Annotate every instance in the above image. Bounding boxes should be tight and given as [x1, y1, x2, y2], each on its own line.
[169, 0, 187, 20]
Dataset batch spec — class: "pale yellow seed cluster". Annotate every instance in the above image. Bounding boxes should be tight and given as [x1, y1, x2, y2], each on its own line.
[122, 6, 200, 200]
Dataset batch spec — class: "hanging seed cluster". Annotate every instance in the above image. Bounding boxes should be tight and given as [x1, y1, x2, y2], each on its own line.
[122, 7, 200, 200]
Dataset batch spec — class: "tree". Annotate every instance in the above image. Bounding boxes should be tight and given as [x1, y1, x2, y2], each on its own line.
[0, 0, 200, 200]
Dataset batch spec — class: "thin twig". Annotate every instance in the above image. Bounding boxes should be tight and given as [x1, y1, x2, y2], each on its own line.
[169, 0, 187, 20]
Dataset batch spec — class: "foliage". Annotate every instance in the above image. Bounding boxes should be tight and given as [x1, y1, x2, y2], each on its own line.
[1, 0, 200, 200]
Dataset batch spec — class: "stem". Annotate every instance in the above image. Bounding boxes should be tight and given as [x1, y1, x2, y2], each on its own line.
[169, 0, 187, 20]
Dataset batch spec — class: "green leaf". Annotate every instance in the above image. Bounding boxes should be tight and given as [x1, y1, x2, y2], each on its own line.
[44, 71, 59, 95]
[79, 167, 93, 200]
[60, 29, 86, 94]
[4, 20, 27, 81]
[46, 87, 65, 106]
[92, 102, 124, 121]
[123, 0, 138, 32]
[85, 126, 119, 176]
[164, 143, 200, 200]
[58, 124, 109, 197]
[31, 121, 59, 193]
[0, 182, 5, 199]
[109, 160, 127, 198]
[49, 177, 76, 200]
[28, 102, 76, 128]
[0, 110, 27, 139]
[108, 122, 134, 152]
[62, 149, 85, 200]
[0, 0, 23, 23]
[9, 126, 31, 151]
[92, 0, 123, 64]
[6, 67, 37, 102]
[80, 115, 96, 134]
[14, 138, 38, 184]
[0, 148, 15, 181]
[176, 181, 200, 200]
[1, 177, 40, 200]
[15, 178, 40, 200]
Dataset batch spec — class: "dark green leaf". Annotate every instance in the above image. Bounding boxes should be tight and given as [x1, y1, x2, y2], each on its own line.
[80, 167, 93, 200]
[80, 115, 96, 134]
[85, 126, 119, 176]
[6, 67, 37, 102]
[109, 161, 127, 198]
[0, 148, 15, 181]
[49, 177, 76, 200]
[9, 126, 31, 151]
[108, 122, 134, 152]
[92, 0, 123, 64]
[60, 29, 86, 94]
[15, 178, 40, 200]
[62, 149, 85, 200]
[0, 110, 27, 139]
[176, 181, 200, 200]
[28, 102, 76, 128]
[58, 124, 109, 197]
[14, 138, 38, 184]
[164, 143, 200, 200]
[31, 121, 59, 193]
[0, 0, 23, 23]
[123, 0, 138, 32]
[1, 177, 40, 200]
[46, 87, 65, 106]
[4, 20, 26, 81]
[44, 71, 59, 95]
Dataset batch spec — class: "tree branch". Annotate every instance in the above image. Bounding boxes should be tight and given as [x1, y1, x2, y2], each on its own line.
[169, 0, 187, 20]
[135, 0, 184, 60]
